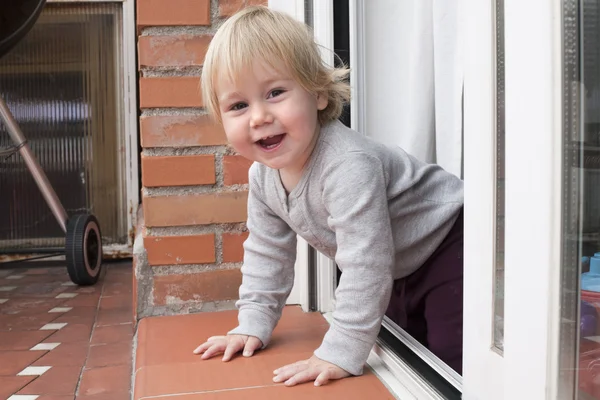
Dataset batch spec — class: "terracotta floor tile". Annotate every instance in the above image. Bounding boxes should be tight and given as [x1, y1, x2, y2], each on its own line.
[274, 306, 331, 331]
[86, 341, 133, 368]
[0, 298, 66, 315]
[0, 312, 59, 331]
[91, 323, 133, 345]
[0, 376, 36, 399]
[135, 310, 240, 369]
[0, 330, 54, 350]
[135, 307, 328, 370]
[61, 293, 102, 308]
[11, 282, 69, 298]
[102, 282, 133, 296]
[77, 391, 131, 400]
[96, 308, 132, 326]
[0, 350, 46, 375]
[18, 365, 82, 396]
[31, 342, 89, 367]
[145, 374, 395, 400]
[42, 323, 93, 344]
[78, 365, 132, 397]
[37, 396, 77, 400]
[99, 295, 132, 310]
[134, 352, 315, 398]
[51, 312, 96, 326]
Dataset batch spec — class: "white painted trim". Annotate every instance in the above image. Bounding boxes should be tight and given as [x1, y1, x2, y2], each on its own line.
[268, 0, 305, 23]
[122, 0, 140, 247]
[316, 252, 335, 312]
[312, 0, 334, 66]
[461, 0, 505, 398]
[310, 0, 337, 314]
[502, 0, 563, 398]
[349, 0, 367, 135]
[287, 238, 310, 310]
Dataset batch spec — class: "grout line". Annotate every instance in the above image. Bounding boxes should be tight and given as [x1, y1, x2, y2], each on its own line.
[139, 384, 285, 399]
[74, 265, 107, 397]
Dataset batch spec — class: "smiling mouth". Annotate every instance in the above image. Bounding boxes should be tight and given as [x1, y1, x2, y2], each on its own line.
[257, 134, 286, 150]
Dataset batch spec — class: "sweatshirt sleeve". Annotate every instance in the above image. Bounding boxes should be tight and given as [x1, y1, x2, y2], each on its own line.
[313, 151, 395, 376]
[227, 168, 298, 347]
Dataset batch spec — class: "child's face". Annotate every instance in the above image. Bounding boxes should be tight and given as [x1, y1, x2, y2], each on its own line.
[216, 60, 328, 173]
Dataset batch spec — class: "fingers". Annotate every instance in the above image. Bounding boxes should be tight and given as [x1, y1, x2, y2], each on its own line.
[200, 342, 227, 360]
[222, 336, 244, 362]
[315, 369, 332, 387]
[284, 368, 319, 387]
[273, 360, 309, 384]
[243, 336, 263, 357]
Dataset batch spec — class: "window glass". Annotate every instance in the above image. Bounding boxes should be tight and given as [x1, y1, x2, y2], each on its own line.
[559, 0, 600, 398]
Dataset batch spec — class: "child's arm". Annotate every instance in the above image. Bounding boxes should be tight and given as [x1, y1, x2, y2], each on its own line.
[314, 151, 395, 376]
[226, 177, 298, 347]
[194, 166, 297, 360]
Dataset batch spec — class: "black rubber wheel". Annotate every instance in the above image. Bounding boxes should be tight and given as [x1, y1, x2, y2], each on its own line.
[65, 213, 103, 286]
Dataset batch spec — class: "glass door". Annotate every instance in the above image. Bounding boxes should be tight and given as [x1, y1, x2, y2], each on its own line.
[558, 0, 600, 398]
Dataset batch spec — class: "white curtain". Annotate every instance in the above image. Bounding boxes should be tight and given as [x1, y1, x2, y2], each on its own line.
[363, 0, 463, 178]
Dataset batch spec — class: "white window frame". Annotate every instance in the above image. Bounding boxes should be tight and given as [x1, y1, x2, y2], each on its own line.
[463, 0, 564, 398]
[42, 0, 140, 257]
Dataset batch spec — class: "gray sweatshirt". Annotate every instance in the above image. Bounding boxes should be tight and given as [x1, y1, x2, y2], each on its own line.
[228, 119, 464, 376]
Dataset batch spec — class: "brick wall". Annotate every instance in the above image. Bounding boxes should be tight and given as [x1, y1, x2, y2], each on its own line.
[134, 0, 262, 317]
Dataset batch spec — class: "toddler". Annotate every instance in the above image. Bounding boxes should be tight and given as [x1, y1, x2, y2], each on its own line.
[193, 6, 464, 387]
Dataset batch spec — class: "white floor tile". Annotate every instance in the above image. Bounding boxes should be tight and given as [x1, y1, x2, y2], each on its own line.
[8, 395, 40, 400]
[0, 286, 17, 291]
[17, 366, 51, 376]
[48, 307, 72, 313]
[30, 343, 61, 351]
[40, 323, 68, 331]
[55, 293, 78, 299]
[6, 275, 24, 280]
[0, 298, 8, 304]
[61, 281, 77, 286]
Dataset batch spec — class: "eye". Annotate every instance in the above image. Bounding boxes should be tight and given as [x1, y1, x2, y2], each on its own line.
[268, 89, 285, 98]
[229, 102, 247, 111]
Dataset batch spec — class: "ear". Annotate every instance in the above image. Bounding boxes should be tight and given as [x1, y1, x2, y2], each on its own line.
[316, 92, 328, 111]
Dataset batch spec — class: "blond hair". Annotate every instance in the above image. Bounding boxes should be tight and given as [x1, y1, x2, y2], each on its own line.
[201, 6, 351, 125]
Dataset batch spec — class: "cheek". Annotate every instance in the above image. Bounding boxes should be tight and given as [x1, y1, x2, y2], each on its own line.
[222, 120, 252, 152]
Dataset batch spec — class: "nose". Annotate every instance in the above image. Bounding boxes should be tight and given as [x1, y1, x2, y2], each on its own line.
[249, 103, 273, 129]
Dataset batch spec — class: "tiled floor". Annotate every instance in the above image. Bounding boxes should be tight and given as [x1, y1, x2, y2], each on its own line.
[134, 306, 395, 399]
[0, 261, 133, 400]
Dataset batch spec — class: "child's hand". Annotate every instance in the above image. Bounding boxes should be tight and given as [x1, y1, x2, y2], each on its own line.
[193, 334, 263, 361]
[273, 355, 350, 387]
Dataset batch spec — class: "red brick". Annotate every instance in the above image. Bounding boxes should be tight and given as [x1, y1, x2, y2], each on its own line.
[137, 0, 211, 26]
[153, 269, 242, 305]
[143, 191, 248, 227]
[219, 0, 245, 17]
[138, 35, 212, 67]
[140, 115, 227, 148]
[141, 154, 215, 187]
[219, 0, 267, 17]
[222, 232, 248, 263]
[223, 155, 252, 185]
[144, 234, 216, 265]
[140, 77, 202, 108]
